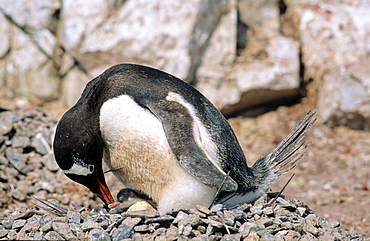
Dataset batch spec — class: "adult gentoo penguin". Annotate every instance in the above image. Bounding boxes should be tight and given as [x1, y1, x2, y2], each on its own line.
[53, 63, 315, 214]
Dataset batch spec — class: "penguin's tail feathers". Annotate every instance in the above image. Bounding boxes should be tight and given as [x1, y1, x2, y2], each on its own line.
[251, 111, 316, 187]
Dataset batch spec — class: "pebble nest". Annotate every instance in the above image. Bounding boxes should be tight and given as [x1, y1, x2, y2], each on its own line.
[0, 109, 363, 240]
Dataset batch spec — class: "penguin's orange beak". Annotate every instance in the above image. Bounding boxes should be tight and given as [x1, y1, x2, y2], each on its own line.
[96, 178, 119, 208]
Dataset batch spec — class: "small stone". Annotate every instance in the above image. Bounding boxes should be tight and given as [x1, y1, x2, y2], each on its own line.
[204, 218, 224, 228]
[244, 231, 259, 241]
[40, 220, 53, 232]
[216, 210, 235, 226]
[11, 136, 30, 148]
[284, 230, 301, 240]
[280, 221, 293, 230]
[43, 153, 60, 172]
[33, 231, 44, 240]
[277, 197, 296, 211]
[289, 198, 305, 207]
[178, 215, 201, 227]
[10, 189, 26, 201]
[67, 210, 81, 223]
[0, 230, 9, 238]
[69, 223, 85, 240]
[210, 204, 223, 212]
[145, 214, 175, 226]
[122, 217, 142, 227]
[111, 223, 134, 240]
[52, 221, 77, 240]
[260, 234, 276, 241]
[300, 232, 316, 241]
[256, 217, 274, 227]
[196, 205, 212, 215]
[122, 209, 160, 218]
[238, 222, 255, 234]
[250, 204, 263, 216]
[330, 221, 340, 228]
[95, 216, 110, 229]
[20, 220, 40, 232]
[31, 132, 51, 155]
[172, 211, 188, 224]
[81, 218, 101, 232]
[162, 225, 178, 240]
[263, 206, 274, 216]
[303, 223, 319, 237]
[206, 224, 215, 236]
[220, 233, 243, 241]
[70, 203, 85, 212]
[44, 231, 65, 240]
[305, 214, 318, 227]
[183, 225, 192, 236]
[88, 227, 106, 240]
[5, 148, 29, 174]
[7, 230, 17, 240]
[238, 203, 252, 212]
[2, 218, 14, 229]
[134, 223, 160, 232]
[188, 208, 207, 218]
[297, 207, 307, 216]
[349, 227, 360, 238]
[230, 208, 245, 220]
[12, 219, 26, 229]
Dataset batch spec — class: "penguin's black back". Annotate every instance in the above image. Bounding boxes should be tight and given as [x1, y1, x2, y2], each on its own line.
[72, 64, 253, 187]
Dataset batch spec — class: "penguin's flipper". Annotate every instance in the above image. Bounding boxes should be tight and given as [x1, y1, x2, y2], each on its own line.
[145, 99, 238, 192]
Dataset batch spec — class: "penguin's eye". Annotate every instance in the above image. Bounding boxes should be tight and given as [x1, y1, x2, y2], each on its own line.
[88, 165, 95, 173]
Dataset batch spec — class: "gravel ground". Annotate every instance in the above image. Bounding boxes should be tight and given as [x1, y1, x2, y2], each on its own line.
[0, 108, 366, 240]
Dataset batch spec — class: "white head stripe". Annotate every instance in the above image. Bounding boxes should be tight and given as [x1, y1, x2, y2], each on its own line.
[63, 163, 93, 176]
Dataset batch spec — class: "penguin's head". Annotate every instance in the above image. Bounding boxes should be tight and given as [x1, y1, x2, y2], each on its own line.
[53, 105, 117, 209]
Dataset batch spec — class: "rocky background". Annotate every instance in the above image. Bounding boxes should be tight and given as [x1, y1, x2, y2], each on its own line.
[0, 0, 369, 240]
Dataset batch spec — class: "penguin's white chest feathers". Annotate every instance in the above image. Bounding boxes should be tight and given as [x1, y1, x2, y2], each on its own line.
[99, 94, 217, 214]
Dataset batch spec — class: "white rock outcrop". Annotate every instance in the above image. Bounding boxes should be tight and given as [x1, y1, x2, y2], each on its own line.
[0, 0, 369, 129]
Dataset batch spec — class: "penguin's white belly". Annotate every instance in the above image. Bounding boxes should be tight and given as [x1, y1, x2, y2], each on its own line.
[99, 94, 217, 214]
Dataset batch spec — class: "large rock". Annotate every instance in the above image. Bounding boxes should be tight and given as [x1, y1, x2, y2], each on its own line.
[198, 0, 300, 115]
[0, 0, 61, 101]
[195, 0, 238, 109]
[2, 24, 59, 101]
[318, 58, 370, 130]
[283, 0, 370, 81]
[222, 35, 300, 116]
[59, 0, 231, 81]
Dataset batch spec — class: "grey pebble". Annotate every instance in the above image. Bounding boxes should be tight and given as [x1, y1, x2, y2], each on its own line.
[45, 230, 65, 240]
[2, 218, 14, 229]
[145, 214, 175, 226]
[81, 217, 101, 231]
[69, 222, 86, 240]
[5, 148, 29, 174]
[7, 230, 17, 240]
[196, 205, 212, 215]
[210, 204, 223, 212]
[67, 210, 81, 223]
[11, 136, 30, 148]
[88, 227, 109, 241]
[52, 221, 77, 240]
[31, 132, 51, 155]
[122, 209, 160, 218]
[0, 230, 9, 238]
[122, 217, 142, 227]
[12, 219, 26, 229]
[111, 223, 134, 240]
[134, 223, 160, 232]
